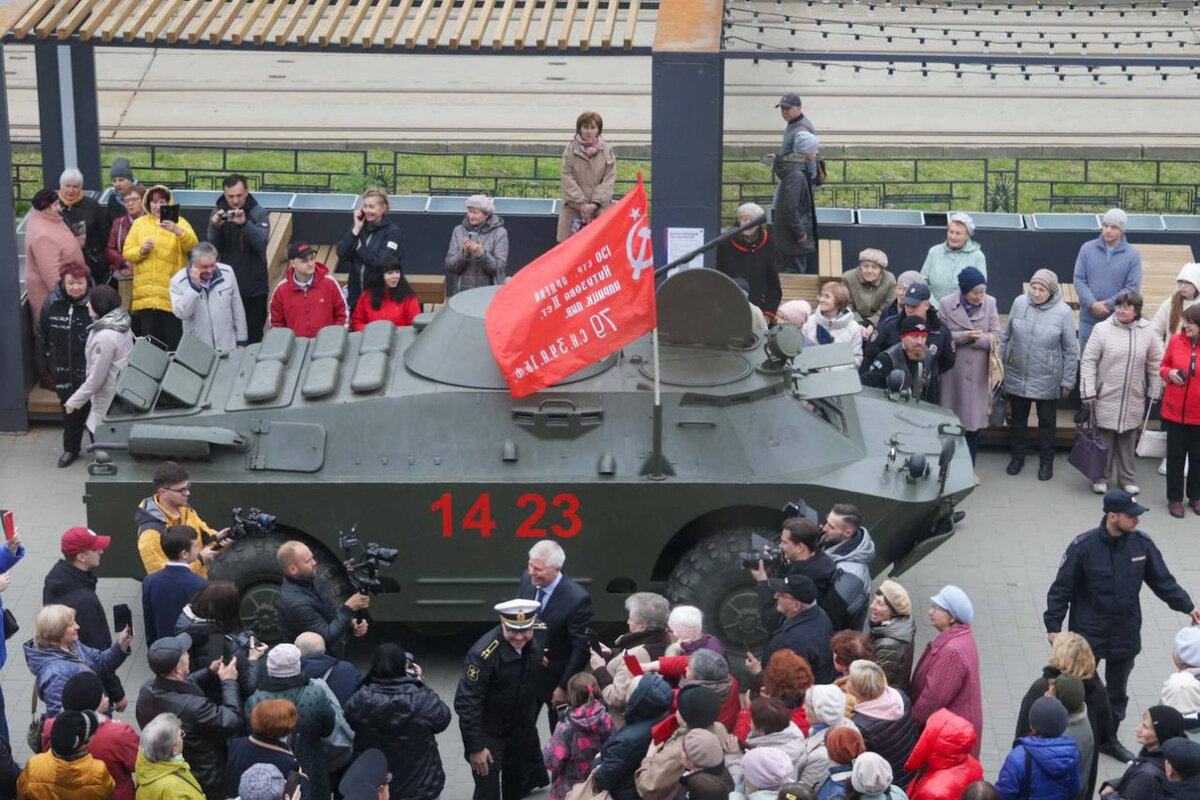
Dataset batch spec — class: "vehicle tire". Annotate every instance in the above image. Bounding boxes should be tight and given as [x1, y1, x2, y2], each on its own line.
[207, 531, 353, 644]
[667, 528, 774, 666]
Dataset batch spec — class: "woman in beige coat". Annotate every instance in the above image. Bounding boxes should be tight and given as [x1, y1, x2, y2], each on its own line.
[557, 111, 617, 241]
[1080, 290, 1164, 495]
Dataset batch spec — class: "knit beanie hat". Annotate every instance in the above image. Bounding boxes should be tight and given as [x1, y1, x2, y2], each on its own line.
[682, 728, 724, 769]
[1176, 264, 1200, 294]
[851, 752, 894, 794]
[825, 725, 866, 765]
[957, 266, 987, 294]
[267, 643, 303, 678]
[1149, 704, 1188, 744]
[1029, 696, 1069, 737]
[806, 684, 846, 727]
[466, 194, 495, 216]
[1102, 208, 1128, 232]
[109, 158, 133, 181]
[1163, 672, 1200, 715]
[930, 585, 974, 624]
[50, 710, 98, 757]
[61, 671, 105, 713]
[949, 212, 976, 237]
[858, 248, 888, 270]
[1028, 268, 1059, 294]
[677, 685, 722, 730]
[1051, 673, 1086, 714]
[742, 746, 794, 791]
[32, 188, 58, 211]
[1177, 627, 1200, 668]
[239, 763, 286, 800]
[776, 300, 812, 327]
[876, 580, 911, 617]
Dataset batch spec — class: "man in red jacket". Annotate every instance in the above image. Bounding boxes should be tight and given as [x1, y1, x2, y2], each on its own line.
[268, 241, 348, 337]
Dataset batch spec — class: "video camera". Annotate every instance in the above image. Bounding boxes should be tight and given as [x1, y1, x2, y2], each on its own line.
[228, 507, 276, 542]
[738, 497, 821, 571]
[338, 526, 398, 595]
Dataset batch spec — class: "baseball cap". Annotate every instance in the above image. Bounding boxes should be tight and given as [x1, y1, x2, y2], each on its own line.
[766, 574, 817, 604]
[775, 93, 802, 108]
[902, 283, 932, 306]
[287, 241, 315, 260]
[1103, 490, 1149, 516]
[147, 633, 192, 676]
[61, 527, 112, 557]
[899, 315, 929, 338]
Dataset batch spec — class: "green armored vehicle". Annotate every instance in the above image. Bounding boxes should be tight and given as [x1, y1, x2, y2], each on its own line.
[85, 268, 974, 648]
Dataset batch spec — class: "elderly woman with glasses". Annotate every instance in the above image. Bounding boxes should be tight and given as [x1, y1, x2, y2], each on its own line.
[23, 604, 132, 717]
[910, 586, 983, 758]
[133, 713, 205, 800]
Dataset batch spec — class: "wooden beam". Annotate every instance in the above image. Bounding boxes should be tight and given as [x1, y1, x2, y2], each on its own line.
[295, 0, 330, 45]
[577, 0, 597, 51]
[34, 0, 80, 39]
[532, 0, 554, 50]
[489, 0, 515, 50]
[122, 0, 160, 41]
[98, 0, 139, 42]
[164, 0, 204, 41]
[187, 0, 225, 44]
[340, 0, 373, 46]
[57, 0, 102, 40]
[381, 0, 414, 48]
[600, 0, 618, 50]
[254, 0, 288, 45]
[144, 0, 187, 42]
[621, 0, 639, 49]
[12, 0, 57, 39]
[467, 0, 494, 50]
[209, 0, 244, 44]
[317, 0, 350, 47]
[232, 0, 270, 44]
[78, 0, 122, 40]
[652, 0, 722, 53]
[273, 0, 309, 45]
[512, 0, 536, 50]
[360, 0, 392, 48]
[555, 0, 577, 50]
[403, 0, 435, 49]
[447, 0, 472, 49]
[426, 0, 455, 48]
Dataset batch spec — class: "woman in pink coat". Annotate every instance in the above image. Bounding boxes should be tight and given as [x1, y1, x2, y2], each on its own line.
[25, 187, 88, 323]
[910, 585, 983, 758]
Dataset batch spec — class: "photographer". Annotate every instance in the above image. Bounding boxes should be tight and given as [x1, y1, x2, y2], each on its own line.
[749, 516, 846, 632]
[135, 461, 229, 577]
[345, 642, 451, 800]
[277, 541, 369, 657]
[140, 525, 206, 644]
[174, 581, 267, 702]
[205, 174, 270, 344]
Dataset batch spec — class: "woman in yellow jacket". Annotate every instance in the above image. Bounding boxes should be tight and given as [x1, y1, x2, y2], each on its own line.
[133, 714, 204, 800]
[123, 185, 196, 350]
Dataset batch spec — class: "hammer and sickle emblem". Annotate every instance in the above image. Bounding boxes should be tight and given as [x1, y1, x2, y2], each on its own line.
[626, 208, 653, 280]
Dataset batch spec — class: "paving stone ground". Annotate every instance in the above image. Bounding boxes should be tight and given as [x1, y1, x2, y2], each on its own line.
[2, 422, 1196, 796]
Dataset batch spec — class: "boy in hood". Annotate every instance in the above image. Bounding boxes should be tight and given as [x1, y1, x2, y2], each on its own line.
[996, 696, 1082, 800]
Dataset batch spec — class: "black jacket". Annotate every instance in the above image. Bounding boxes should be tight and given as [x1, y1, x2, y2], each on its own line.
[1100, 747, 1168, 800]
[344, 676, 452, 800]
[453, 625, 544, 755]
[854, 690, 920, 787]
[592, 672, 673, 800]
[517, 572, 593, 694]
[277, 575, 353, 655]
[300, 652, 363, 708]
[761, 604, 835, 684]
[225, 736, 311, 800]
[862, 339, 955, 404]
[0, 734, 17, 800]
[336, 217, 404, 313]
[772, 161, 816, 257]
[866, 306, 955, 367]
[757, 553, 846, 632]
[173, 607, 261, 700]
[869, 615, 916, 694]
[1015, 666, 1111, 800]
[37, 283, 91, 400]
[1167, 776, 1200, 799]
[134, 672, 242, 800]
[716, 228, 782, 317]
[205, 194, 270, 297]
[61, 195, 110, 284]
[1045, 523, 1195, 659]
[141, 564, 206, 645]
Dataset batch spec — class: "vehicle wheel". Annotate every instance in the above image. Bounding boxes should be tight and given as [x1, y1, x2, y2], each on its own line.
[207, 531, 352, 644]
[667, 528, 774, 665]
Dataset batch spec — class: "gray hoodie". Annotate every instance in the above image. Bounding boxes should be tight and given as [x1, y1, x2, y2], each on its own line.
[445, 213, 509, 296]
[825, 527, 876, 593]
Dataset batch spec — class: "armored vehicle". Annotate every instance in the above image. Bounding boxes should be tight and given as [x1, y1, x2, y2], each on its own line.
[85, 268, 974, 649]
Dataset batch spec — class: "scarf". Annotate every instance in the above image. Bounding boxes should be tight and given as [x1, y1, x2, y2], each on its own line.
[574, 134, 606, 158]
[961, 292, 981, 316]
[90, 307, 132, 334]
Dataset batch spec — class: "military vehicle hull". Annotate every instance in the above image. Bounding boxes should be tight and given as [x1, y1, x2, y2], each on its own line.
[85, 270, 973, 646]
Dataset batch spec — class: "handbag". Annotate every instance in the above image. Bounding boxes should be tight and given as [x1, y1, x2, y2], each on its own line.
[564, 772, 613, 800]
[1136, 401, 1168, 459]
[1069, 404, 1110, 481]
[2, 608, 18, 641]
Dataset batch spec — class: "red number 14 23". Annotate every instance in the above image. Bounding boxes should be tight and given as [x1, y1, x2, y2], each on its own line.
[430, 492, 581, 539]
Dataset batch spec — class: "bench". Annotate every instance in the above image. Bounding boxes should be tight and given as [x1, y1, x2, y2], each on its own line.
[1134, 243, 1196, 320]
[818, 239, 843, 282]
[264, 211, 294, 293]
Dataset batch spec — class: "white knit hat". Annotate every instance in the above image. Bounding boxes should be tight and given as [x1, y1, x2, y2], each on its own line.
[806, 684, 847, 727]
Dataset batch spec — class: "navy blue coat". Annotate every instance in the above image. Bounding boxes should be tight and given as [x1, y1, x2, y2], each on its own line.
[517, 572, 593, 695]
[300, 653, 363, 708]
[142, 564, 206, 644]
[1045, 523, 1194, 659]
[592, 673, 673, 800]
[761, 603, 835, 684]
[995, 736, 1082, 800]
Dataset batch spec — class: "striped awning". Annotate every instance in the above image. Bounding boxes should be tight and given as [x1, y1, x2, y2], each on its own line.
[2, 0, 656, 52]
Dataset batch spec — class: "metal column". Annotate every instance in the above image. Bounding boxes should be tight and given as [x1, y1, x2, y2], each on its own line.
[34, 42, 101, 188]
[0, 43, 30, 433]
[70, 43, 102, 188]
[33, 42, 64, 188]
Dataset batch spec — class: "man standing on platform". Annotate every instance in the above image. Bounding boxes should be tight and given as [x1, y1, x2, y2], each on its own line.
[207, 174, 270, 343]
[1074, 207, 1142, 354]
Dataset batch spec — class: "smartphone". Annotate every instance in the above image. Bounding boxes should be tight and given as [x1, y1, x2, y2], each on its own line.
[1, 511, 13, 542]
[623, 651, 643, 676]
[356, 209, 366, 222]
[160, 204, 180, 223]
[586, 626, 605, 655]
[112, 603, 132, 635]
[467, 231, 480, 242]
[284, 771, 302, 798]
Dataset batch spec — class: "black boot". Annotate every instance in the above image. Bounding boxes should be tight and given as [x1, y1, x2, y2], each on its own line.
[1006, 456, 1025, 475]
[1098, 738, 1137, 764]
[1038, 458, 1053, 481]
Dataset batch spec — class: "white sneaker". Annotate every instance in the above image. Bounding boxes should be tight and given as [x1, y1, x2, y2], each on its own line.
[1093, 481, 1109, 494]
[1124, 484, 1140, 495]
[1159, 458, 1168, 476]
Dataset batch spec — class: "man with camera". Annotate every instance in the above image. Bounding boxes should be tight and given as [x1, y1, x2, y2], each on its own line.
[744, 574, 835, 683]
[141, 525, 206, 645]
[277, 541, 369, 657]
[206, 174, 270, 344]
[135, 461, 229, 577]
[750, 515, 851, 632]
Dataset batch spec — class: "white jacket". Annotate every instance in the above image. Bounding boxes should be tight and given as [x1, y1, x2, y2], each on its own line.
[1151, 262, 1200, 341]
[170, 263, 248, 350]
[66, 310, 135, 433]
[802, 309, 864, 368]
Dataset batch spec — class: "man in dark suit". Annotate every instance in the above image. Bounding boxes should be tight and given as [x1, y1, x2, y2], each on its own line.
[141, 525, 206, 644]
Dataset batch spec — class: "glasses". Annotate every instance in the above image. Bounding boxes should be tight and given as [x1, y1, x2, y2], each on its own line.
[164, 484, 191, 495]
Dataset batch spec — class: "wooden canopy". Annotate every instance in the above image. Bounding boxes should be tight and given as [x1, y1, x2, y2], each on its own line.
[2, 0, 655, 52]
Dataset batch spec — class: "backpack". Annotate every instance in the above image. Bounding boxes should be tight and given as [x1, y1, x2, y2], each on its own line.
[313, 672, 355, 771]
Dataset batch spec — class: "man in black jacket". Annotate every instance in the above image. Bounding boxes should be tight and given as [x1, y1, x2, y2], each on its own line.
[862, 315, 956, 405]
[745, 574, 835, 684]
[1046, 490, 1200, 764]
[135, 632, 241, 800]
[43, 526, 127, 710]
[750, 516, 847, 631]
[455, 600, 545, 800]
[277, 541, 370, 656]
[205, 174, 270, 343]
[866, 282, 956, 372]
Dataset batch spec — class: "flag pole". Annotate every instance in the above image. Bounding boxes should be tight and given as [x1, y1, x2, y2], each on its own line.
[640, 326, 673, 480]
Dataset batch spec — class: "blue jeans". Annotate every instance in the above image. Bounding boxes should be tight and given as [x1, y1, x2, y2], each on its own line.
[1079, 319, 1095, 356]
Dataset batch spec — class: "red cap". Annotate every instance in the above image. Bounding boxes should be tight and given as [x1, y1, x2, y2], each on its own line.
[61, 527, 112, 557]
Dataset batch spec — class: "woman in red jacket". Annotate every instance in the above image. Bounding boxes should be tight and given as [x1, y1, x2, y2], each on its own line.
[350, 254, 421, 332]
[1160, 304, 1200, 517]
[904, 708, 983, 800]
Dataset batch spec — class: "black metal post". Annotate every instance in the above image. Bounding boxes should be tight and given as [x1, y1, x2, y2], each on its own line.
[70, 43, 102, 188]
[0, 43, 30, 433]
[33, 41, 64, 188]
[650, 51, 724, 263]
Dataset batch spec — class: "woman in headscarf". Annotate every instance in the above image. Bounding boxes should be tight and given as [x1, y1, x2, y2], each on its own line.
[558, 111, 616, 241]
[920, 212, 987, 305]
[445, 194, 508, 296]
[1001, 268, 1079, 481]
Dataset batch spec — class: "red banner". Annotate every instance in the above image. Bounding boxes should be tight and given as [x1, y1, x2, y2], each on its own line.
[486, 175, 656, 398]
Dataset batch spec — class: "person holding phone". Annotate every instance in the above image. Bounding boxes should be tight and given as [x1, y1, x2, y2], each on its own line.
[336, 188, 402, 314]
[175, 581, 267, 703]
[122, 184, 197, 349]
[24, 604, 133, 717]
[445, 195, 508, 297]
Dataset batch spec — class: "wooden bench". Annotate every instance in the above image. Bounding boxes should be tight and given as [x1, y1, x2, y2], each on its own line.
[818, 239, 843, 282]
[264, 211, 294, 292]
[1134, 243, 1196, 320]
[779, 274, 821, 307]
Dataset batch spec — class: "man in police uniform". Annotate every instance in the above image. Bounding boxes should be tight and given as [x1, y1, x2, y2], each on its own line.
[1045, 490, 1200, 763]
[454, 599, 545, 800]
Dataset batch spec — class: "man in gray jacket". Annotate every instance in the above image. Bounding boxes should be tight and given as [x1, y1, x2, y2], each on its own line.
[206, 174, 270, 343]
[1074, 208, 1142, 353]
[170, 242, 248, 350]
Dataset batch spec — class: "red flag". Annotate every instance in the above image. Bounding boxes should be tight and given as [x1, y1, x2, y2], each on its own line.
[486, 175, 656, 398]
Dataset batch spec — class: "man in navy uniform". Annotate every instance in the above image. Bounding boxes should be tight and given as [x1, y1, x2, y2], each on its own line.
[454, 599, 544, 800]
[1046, 490, 1200, 763]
